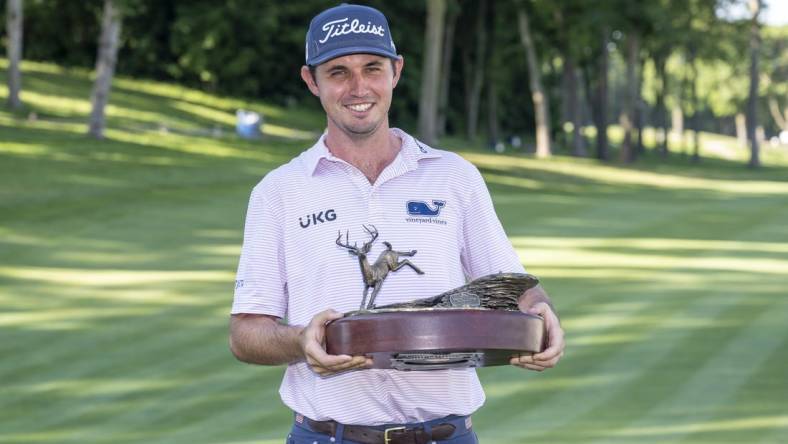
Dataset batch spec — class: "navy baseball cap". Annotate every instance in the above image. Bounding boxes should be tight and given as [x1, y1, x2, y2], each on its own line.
[305, 4, 398, 66]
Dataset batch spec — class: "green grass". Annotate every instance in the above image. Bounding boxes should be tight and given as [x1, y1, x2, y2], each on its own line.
[1, 60, 787, 443]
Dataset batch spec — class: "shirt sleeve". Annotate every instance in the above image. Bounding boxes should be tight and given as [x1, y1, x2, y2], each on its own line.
[231, 182, 288, 317]
[459, 164, 525, 279]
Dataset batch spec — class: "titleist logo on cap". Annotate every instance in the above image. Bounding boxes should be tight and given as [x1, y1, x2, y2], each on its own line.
[305, 4, 397, 66]
[319, 17, 386, 44]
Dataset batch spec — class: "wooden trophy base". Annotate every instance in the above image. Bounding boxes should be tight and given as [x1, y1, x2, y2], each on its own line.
[325, 308, 544, 370]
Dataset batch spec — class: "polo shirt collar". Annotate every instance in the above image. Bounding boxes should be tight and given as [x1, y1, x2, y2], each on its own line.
[302, 128, 442, 176]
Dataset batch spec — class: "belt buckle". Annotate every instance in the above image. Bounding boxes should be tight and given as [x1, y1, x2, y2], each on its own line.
[384, 426, 406, 444]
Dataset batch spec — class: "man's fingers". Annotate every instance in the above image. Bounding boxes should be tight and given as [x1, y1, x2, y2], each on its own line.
[530, 303, 565, 363]
[327, 356, 371, 372]
[510, 350, 562, 370]
[540, 330, 565, 359]
[300, 308, 372, 376]
[534, 342, 563, 361]
[310, 355, 371, 376]
[313, 308, 344, 324]
[509, 356, 546, 372]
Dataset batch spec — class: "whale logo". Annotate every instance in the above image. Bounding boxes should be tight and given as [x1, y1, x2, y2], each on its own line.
[407, 200, 445, 217]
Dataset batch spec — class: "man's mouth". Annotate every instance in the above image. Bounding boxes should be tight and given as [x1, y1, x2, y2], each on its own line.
[346, 103, 373, 112]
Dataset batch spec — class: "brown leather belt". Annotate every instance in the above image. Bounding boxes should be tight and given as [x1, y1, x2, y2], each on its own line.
[306, 418, 457, 444]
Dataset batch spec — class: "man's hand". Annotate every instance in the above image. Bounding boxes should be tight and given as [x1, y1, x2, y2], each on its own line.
[299, 309, 372, 376]
[510, 302, 565, 371]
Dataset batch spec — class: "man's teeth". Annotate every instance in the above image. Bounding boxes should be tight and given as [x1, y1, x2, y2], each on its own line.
[348, 103, 372, 112]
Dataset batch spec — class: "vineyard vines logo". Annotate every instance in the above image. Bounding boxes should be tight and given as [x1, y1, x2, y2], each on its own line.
[406, 200, 447, 225]
[407, 200, 445, 217]
[299, 209, 337, 228]
[319, 18, 386, 44]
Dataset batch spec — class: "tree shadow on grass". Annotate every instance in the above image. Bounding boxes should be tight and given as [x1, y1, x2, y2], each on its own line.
[13, 69, 324, 140]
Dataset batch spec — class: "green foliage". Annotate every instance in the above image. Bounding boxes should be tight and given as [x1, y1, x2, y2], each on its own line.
[7, 0, 787, 146]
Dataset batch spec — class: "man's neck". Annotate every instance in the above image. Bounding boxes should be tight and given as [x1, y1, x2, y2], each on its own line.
[324, 125, 402, 184]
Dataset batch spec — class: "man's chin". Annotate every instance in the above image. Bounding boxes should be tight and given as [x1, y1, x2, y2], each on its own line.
[343, 121, 383, 138]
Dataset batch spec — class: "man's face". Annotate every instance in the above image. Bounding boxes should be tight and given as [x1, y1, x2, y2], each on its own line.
[301, 53, 403, 140]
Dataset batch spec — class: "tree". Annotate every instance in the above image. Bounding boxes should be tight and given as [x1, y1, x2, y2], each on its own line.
[6, 0, 23, 110]
[437, 0, 459, 137]
[418, 0, 446, 146]
[464, 0, 487, 141]
[620, 32, 639, 163]
[517, 3, 551, 157]
[762, 26, 787, 134]
[582, 27, 611, 161]
[688, 41, 701, 162]
[88, 0, 122, 139]
[552, 2, 586, 157]
[642, 1, 677, 157]
[747, 0, 761, 168]
[485, 0, 501, 146]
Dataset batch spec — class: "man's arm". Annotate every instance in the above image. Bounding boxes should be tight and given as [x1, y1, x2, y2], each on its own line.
[229, 313, 304, 364]
[512, 285, 565, 371]
[229, 310, 371, 375]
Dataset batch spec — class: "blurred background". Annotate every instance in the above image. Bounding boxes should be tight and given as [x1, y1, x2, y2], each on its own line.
[1, 0, 786, 443]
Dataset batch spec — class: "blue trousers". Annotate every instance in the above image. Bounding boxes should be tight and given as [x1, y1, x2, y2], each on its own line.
[286, 414, 479, 444]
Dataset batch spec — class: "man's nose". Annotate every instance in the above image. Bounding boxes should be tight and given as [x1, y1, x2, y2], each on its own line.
[348, 72, 370, 96]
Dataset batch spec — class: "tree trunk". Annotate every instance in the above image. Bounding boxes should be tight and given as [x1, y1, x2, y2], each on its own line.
[620, 33, 638, 163]
[462, 46, 472, 125]
[486, 77, 500, 146]
[671, 106, 683, 148]
[767, 98, 787, 132]
[592, 30, 609, 160]
[465, 0, 487, 141]
[735, 113, 747, 148]
[554, 6, 584, 155]
[689, 44, 700, 163]
[635, 57, 646, 156]
[517, 6, 551, 158]
[88, 0, 122, 139]
[485, 1, 499, 147]
[6, 0, 23, 110]
[418, 0, 446, 146]
[567, 58, 585, 156]
[655, 55, 669, 156]
[747, 0, 762, 167]
[437, 2, 458, 137]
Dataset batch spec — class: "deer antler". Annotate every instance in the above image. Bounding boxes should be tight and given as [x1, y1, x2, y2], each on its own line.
[361, 225, 378, 253]
[336, 230, 359, 252]
[363, 224, 379, 240]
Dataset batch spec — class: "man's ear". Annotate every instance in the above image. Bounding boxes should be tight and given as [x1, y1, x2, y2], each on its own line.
[301, 65, 320, 97]
[392, 56, 404, 89]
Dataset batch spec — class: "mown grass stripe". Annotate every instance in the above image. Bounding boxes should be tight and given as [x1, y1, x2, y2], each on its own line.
[598, 298, 788, 443]
[2, 321, 225, 429]
[476, 289, 722, 442]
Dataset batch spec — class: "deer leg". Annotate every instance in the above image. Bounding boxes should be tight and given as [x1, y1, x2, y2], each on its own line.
[367, 283, 383, 309]
[393, 249, 417, 257]
[359, 286, 370, 311]
[392, 260, 425, 275]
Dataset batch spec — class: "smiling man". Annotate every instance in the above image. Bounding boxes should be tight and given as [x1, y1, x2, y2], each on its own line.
[229, 4, 564, 444]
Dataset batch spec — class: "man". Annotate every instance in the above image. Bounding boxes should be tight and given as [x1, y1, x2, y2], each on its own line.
[230, 4, 564, 443]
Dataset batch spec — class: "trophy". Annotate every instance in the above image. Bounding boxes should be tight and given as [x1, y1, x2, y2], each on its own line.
[325, 226, 545, 370]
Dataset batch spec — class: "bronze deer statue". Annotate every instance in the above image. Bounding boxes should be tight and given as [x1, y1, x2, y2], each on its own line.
[336, 225, 424, 310]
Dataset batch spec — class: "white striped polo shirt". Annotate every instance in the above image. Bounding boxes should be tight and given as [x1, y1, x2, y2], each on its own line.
[232, 128, 524, 425]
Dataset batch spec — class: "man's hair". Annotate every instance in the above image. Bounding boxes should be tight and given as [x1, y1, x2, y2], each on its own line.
[308, 58, 398, 84]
